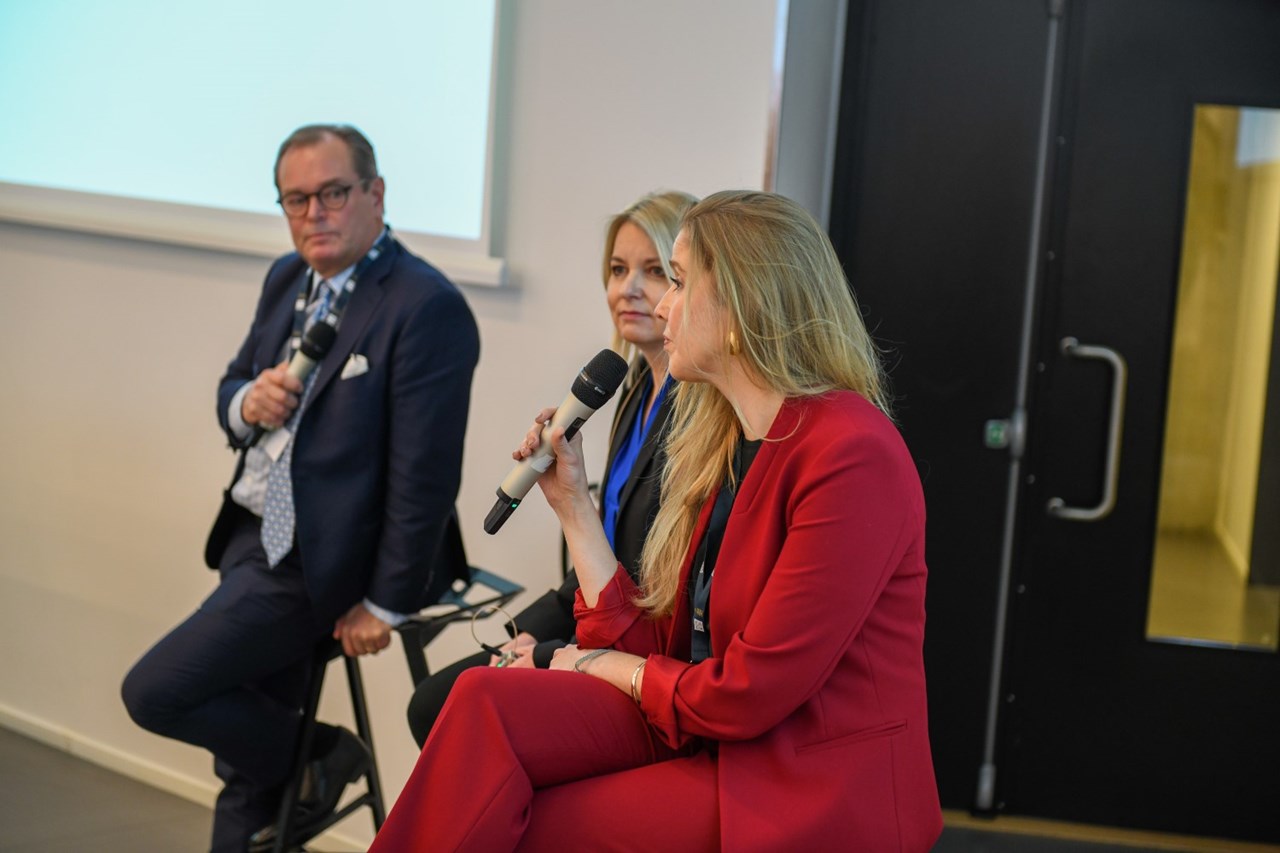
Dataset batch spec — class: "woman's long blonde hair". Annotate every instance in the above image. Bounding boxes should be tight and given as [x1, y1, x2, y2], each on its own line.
[636, 190, 890, 615]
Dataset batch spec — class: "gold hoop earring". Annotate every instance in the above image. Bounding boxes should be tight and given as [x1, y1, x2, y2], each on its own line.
[727, 330, 741, 356]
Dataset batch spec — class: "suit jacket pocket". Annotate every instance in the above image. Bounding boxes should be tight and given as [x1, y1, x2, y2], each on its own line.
[795, 719, 907, 756]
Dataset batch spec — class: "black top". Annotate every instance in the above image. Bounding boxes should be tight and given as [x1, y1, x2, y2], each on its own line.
[690, 436, 763, 663]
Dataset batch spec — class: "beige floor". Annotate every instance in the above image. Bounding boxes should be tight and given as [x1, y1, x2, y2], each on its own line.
[1146, 528, 1280, 650]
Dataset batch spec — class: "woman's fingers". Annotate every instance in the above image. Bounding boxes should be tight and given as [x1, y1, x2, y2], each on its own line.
[512, 406, 560, 460]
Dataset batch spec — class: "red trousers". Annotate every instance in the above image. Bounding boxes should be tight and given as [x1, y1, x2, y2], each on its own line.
[370, 667, 721, 852]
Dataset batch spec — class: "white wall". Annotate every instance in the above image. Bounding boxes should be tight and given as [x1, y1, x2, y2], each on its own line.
[0, 1, 779, 848]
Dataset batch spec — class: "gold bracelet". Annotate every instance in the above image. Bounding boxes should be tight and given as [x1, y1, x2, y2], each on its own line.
[574, 648, 611, 673]
[630, 659, 647, 705]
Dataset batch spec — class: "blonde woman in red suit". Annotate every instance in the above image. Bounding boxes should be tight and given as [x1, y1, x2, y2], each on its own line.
[371, 191, 942, 852]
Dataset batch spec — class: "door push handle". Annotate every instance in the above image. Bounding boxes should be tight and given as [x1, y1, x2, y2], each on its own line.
[1047, 336, 1128, 522]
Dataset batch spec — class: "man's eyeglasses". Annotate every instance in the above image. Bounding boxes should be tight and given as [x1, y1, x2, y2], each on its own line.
[276, 180, 370, 218]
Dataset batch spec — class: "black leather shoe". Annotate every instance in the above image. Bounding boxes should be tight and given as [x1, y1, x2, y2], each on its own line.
[248, 728, 372, 851]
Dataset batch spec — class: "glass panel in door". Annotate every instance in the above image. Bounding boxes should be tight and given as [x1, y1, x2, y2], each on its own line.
[1147, 104, 1280, 651]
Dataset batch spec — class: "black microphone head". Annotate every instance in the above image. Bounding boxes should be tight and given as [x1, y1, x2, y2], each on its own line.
[571, 349, 629, 409]
[299, 321, 337, 360]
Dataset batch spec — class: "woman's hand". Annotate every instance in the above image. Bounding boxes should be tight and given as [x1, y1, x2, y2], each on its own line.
[489, 632, 538, 668]
[512, 408, 619, 609]
[512, 408, 593, 516]
[512, 407, 559, 461]
[548, 643, 590, 672]
[551, 645, 647, 704]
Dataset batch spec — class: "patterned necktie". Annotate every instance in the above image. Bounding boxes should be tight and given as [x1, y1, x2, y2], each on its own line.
[261, 281, 333, 567]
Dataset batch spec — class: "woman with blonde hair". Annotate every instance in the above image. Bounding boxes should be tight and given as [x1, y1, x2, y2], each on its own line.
[403, 190, 695, 747]
[373, 191, 941, 852]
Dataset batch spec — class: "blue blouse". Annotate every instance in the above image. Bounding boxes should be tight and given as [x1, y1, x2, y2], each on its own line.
[601, 372, 671, 550]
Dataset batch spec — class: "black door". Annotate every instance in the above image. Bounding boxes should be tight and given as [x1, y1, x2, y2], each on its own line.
[830, 0, 1054, 818]
[831, 0, 1280, 842]
[1002, 0, 1280, 840]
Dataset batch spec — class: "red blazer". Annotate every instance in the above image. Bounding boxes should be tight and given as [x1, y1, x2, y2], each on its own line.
[576, 392, 942, 852]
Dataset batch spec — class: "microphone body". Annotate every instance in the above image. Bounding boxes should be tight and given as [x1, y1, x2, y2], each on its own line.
[485, 349, 628, 534]
[248, 322, 337, 447]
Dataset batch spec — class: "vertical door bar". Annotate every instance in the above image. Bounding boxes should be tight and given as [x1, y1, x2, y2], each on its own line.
[975, 0, 1068, 811]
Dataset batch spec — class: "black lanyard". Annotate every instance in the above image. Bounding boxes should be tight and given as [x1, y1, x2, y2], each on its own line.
[690, 436, 762, 663]
[287, 229, 395, 356]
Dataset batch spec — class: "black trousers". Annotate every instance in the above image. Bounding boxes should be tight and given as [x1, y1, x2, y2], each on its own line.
[405, 650, 488, 748]
[121, 511, 331, 852]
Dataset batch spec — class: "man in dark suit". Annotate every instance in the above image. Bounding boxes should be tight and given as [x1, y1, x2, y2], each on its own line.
[122, 124, 479, 852]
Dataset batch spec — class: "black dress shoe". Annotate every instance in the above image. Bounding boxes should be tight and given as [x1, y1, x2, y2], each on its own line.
[248, 728, 372, 851]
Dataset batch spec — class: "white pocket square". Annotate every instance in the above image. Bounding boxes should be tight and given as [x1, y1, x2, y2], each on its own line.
[341, 354, 369, 379]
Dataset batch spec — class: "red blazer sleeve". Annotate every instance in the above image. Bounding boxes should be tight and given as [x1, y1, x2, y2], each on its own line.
[574, 564, 669, 654]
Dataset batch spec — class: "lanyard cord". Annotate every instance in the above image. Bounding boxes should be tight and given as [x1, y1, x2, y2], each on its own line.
[287, 229, 395, 355]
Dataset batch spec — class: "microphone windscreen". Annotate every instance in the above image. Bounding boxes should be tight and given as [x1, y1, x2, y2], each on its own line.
[299, 322, 337, 361]
[571, 349, 629, 409]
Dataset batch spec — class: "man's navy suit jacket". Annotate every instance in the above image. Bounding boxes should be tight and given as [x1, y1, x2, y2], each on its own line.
[205, 238, 479, 622]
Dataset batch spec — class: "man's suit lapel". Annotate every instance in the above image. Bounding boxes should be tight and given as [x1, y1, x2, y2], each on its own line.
[306, 243, 395, 406]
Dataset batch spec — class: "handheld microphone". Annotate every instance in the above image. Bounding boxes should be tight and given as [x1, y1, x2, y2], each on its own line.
[484, 349, 629, 534]
[248, 321, 338, 447]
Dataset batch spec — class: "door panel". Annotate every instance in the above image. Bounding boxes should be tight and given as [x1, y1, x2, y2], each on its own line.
[1004, 0, 1280, 839]
[830, 0, 1280, 841]
[830, 0, 1052, 809]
